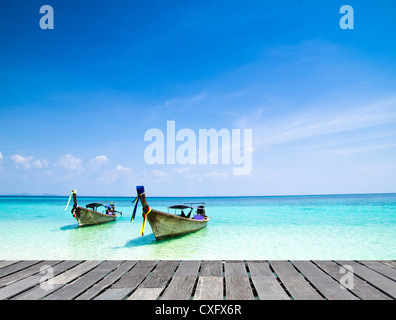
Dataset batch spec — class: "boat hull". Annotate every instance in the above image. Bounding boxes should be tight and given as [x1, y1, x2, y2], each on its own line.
[74, 207, 117, 227]
[147, 209, 209, 240]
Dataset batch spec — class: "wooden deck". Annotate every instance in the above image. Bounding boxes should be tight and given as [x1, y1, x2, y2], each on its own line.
[0, 260, 395, 300]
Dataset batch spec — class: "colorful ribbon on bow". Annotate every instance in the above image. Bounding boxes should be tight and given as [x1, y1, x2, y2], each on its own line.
[140, 206, 151, 236]
[65, 189, 76, 211]
[130, 194, 140, 222]
[131, 186, 151, 236]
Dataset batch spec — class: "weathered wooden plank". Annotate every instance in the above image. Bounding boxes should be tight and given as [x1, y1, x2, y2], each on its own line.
[225, 276, 254, 300]
[314, 260, 391, 300]
[1, 260, 394, 300]
[247, 261, 289, 300]
[161, 276, 197, 300]
[76, 260, 137, 300]
[0, 261, 41, 278]
[94, 288, 131, 300]
[359, 261, 396, 281]
[10, 260, 83, 300]
[98, 261, 158, 300]
[0, 276, 42, 300]
[96, 261, 137, 287]
[158, 260, 201, 300]
[0, 261, 79, 300]
[224, 261, 247, 276]
[0, 261, 61, 287]
[156, 260, 201, 300]
[0, 261, 20, 270]
[270, 261, 322, 300]
[46, 260, 84, 276]
[112, 260, 157, 289]
[43, 261, 120, 300]
[224, 261, 254, 300]
[174, 260, 200, 276]
[380, 261, 396, 270]
[335, 260, 396, 299]
[94, 260, 124, 273]
[292, 261, 358, 300]
[194, 276, 223, 300]
[12, 260, 92, 300]
[127, 288, 163, 300]
[139, 260, 180, 289]
[43, 274, 99, 300]
[52, 260, 102, 285]
[200, 260, 222, 277]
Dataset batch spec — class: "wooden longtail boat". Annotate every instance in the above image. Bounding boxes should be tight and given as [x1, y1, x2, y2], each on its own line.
[133, 186, 210, 240]
[66, 190, 121, 227]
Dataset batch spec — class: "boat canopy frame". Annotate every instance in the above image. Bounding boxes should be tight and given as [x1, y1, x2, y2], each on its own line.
[167, 202, 206, 219]
[86, 202, 114, 212]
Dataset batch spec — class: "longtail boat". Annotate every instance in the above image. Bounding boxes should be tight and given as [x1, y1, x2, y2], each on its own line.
[131, 185, 210, 240]
[65, 189, 121, 227]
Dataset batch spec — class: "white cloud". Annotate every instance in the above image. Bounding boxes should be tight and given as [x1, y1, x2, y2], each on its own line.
[150, 169, 170, 183]
[32, 160, 42, 168]
[239, 97, 396, 149]
[115, 164, 131, 172]
[57, 154, 82, 170]
[204, 171, 227, 179]
[11, 155, 33, 169]
[0, 152, 3, 160]
[317, 143, 396, 157]
[152, 169, 168, 178]
[99, 164, 133, 184]
[88, 155, 109, 170]
[90, 155, 109, 165]
[173, 167, 192, 174]
[11, 154, 45, 169]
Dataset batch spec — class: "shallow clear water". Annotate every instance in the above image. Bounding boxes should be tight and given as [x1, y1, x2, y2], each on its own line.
[0, 194, 395, 259]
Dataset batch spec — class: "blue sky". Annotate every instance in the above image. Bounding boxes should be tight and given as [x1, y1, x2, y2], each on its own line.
[0, 0, 396, 196]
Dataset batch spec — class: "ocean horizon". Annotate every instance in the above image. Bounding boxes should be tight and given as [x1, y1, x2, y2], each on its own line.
[1, 192, 395, 198]
[1, 193, 395, 260]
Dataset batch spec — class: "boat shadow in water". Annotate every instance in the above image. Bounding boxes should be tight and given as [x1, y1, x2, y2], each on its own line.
[123, 234, 158, 248]
[60, 224, 79, 231]
[60, 221, 116, 231]
[123, 228, 208, 248]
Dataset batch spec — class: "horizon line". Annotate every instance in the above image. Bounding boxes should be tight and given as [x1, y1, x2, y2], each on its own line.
[1, 192, 395, 198]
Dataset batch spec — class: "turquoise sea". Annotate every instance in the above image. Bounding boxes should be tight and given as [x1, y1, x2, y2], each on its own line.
[0, 194, 395, 260]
